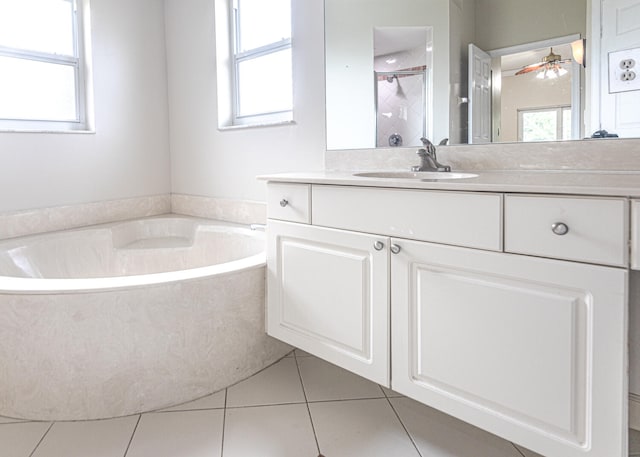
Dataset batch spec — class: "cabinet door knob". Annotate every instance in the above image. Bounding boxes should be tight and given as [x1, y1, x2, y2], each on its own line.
[551, 222, 569, 236]
[373, 241, 385, 251]
[279, 199, 289, 207]
[390, 244, 402, 254]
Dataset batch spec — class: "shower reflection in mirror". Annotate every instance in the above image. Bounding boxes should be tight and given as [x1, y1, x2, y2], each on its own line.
[375, 70, 427, 147]
[374, 27, 431, 148]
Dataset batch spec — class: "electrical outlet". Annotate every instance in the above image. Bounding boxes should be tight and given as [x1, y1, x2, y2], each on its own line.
[609, 47, 640, 93]
[620, 59, 636, 70]
[621, 70, 637, 81]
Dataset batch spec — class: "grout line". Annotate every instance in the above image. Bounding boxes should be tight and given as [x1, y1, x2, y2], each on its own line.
[153, 406, 227, 413]
[509, 441, 527, 457]
[307, 395, 387, 404]
[378, 383, 388, 398]
[220, 389, 228, 457]
[28, 421, 54, 457]
[293, 350, 323, 456]
[122, 414, 142, 457]
[385, 397, 424, 457]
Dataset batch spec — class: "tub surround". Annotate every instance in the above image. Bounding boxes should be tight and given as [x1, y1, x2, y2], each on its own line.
[0, 266, 289, 421]
[171, 194, 266, 225]
[0, 195, 171, 240]
[0, 216, 290, 420]
[0, 194, 266, 241]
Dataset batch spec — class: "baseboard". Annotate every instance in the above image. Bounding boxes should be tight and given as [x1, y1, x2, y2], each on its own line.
[631, 394, 640, 431]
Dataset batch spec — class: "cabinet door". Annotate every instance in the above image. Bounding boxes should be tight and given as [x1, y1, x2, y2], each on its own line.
[267, 220, 390, 386]
[391, 239, 628, 457]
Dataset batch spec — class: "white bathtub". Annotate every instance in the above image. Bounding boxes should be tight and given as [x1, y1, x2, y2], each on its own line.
[0, 215, 290, 421]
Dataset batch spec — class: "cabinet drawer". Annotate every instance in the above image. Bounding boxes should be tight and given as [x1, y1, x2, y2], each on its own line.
[505, 195, 628, 266]
[267, 183, 311, 223]
[633, 200, 639, 270]
[312, 185, 503, 251]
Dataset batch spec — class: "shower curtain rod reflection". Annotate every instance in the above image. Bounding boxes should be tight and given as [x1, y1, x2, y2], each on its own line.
[375, 66, 427, 82]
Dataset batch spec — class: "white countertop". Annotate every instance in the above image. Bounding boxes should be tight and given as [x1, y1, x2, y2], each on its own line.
[259, 170, 640, 197]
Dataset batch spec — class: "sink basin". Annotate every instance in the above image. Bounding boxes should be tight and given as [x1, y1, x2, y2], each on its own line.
[353, 171, 478, 180]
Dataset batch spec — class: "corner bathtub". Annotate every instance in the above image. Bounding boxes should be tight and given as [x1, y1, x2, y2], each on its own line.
[0, 215, 290, 421]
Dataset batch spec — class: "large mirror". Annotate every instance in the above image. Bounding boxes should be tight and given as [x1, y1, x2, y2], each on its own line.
[325, 0, 591, 149]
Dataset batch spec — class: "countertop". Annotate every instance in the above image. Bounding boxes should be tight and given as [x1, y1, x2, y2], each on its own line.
[259, 170, 640, 197]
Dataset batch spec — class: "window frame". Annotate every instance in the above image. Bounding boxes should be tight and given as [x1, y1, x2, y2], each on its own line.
[517, 105, 572, 142]
[229, 0, 293, 126]
[0, 0, 92, 132]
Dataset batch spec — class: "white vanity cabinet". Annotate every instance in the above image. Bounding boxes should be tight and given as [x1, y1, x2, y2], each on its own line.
[390, 237, 627, 457]
[267, 220, 391, 385]
[265, 181, 629, 457]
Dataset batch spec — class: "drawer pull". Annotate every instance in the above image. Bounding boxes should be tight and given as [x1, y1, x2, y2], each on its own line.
[373, 241, 385, 251]
[279, 199, 289, 207]
[390, 244, 402, 254]
[551, 222, 569, 236]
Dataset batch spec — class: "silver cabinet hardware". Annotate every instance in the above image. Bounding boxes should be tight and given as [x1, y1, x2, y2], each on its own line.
[551, 222, 569, 236]
[373, 241, 385, 251]
[279, 199, 289, 207]
[390, 244, 402, 254]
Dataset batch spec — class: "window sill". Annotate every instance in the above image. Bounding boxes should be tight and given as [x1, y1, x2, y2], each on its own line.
[218, 119, 296, 131]
[0, 128, 95, 134]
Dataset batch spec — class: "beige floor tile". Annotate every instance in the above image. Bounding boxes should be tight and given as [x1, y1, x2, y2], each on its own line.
[223, 403, 317, 457]
[0, 422, 51, 457]
[298, 356, 385, 402]
[32, 416, 137, 457]
[514, 445, 545, 457]
[631, 428, 640, 456]
[294, 349, 313, 357]
[381, 386, 404, 398]
[0, 416, 28, 424]
[158, 389, 226, 412]
[126, 410, 223, 457]
[310, 398, 420, 457]
[226, 357, 306, 407]
[390, 397, 522, 457]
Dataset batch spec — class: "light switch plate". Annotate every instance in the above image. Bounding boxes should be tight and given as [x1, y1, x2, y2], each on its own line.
[609, 48, 640, 93]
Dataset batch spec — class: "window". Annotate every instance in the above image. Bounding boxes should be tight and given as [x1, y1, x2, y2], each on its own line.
[230, 0, 292, 126]
[517, 106, 572, 142]
[0, 0, 91, 131]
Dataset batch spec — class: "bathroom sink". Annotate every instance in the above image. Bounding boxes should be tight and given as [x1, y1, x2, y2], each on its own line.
[353, 171, 478, 180]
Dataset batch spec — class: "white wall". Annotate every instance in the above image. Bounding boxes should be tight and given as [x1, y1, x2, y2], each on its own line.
[165, 0, 325, 203]
[474, 0, 586, 51]
[0, 0, 171, 214]
[449, 0, 475, 144]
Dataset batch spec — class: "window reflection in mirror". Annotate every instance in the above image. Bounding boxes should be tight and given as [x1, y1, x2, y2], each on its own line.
[488, 38, 583, 143]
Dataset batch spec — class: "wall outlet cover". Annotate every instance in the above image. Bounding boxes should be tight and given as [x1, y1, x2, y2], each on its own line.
[609, 48, 640, 93]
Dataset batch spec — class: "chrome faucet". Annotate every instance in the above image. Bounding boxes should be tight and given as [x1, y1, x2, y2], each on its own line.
[411, 137, 451, 172]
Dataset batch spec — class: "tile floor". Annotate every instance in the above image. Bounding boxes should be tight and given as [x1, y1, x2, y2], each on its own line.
[2, 349, 639, 457]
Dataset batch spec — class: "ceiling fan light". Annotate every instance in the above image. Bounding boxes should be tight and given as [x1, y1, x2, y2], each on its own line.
[557, 66, 568, 77]
[571, 38, 586, 67]
[536, 70, 546, 79]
